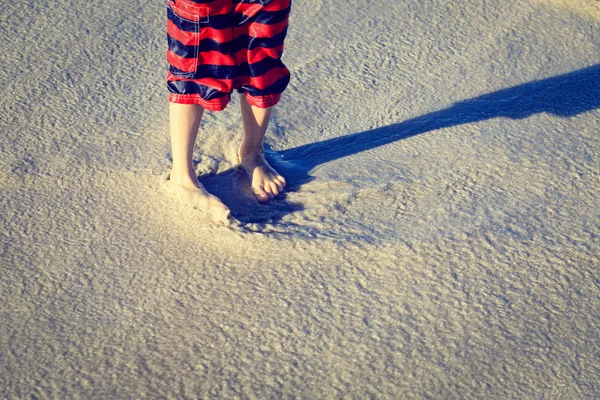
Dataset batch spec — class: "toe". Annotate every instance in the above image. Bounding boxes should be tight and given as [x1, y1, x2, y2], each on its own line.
[264, 183, 276, 200]
[269, 181, 280, 197]
[219, 209, 231, 226]
[266, 189, 275, 200]
[253, 185, 269, 203]
[273, 178, 284, 193]
[207, 197, 231, 224]
[210, 207, 231, 225]
[277, 175, 287, 187]
[264, 181, 274, 196]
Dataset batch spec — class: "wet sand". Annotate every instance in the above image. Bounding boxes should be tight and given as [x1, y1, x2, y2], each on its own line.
[1, 0, 599, 397]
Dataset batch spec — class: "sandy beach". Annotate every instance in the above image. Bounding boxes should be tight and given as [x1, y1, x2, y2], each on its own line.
[1, 0, 599, 397]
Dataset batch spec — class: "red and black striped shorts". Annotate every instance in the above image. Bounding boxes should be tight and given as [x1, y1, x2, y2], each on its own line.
[166, 0, 291, 111]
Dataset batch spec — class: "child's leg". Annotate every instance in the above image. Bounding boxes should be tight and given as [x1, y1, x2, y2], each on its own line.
[169, 102, 230, 223]
[238, 95, 286, 203]
[169, 102, 204, 188]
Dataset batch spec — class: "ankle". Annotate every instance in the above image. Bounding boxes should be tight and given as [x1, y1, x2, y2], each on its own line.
[238, 146, 264, 161]
[169, 166, 197, 185]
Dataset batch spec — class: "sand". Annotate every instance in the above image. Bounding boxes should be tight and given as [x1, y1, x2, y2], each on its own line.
[1, 0, 599, 397]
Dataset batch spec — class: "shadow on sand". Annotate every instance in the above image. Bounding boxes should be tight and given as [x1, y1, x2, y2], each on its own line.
[201, 64, 600, 224]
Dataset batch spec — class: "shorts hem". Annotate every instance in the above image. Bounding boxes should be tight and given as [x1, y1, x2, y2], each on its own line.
[168, 93, 230, 111]
[245, 93, 281, 108]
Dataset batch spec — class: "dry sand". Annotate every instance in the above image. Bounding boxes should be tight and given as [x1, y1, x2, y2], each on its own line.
[1, 0, 599, 397]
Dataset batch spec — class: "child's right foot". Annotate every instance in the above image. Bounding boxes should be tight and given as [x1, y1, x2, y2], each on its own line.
[167, 172, 231, 225]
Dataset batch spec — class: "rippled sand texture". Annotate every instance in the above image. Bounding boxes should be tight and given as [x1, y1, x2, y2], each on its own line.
[1, 0, 599, 397]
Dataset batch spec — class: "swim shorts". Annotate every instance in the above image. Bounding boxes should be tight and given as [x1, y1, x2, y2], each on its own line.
[166, 0, 291, 111]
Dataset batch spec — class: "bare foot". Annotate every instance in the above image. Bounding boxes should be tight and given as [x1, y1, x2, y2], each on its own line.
[167, 171, 231, 225]
[238, 150, 286, 203]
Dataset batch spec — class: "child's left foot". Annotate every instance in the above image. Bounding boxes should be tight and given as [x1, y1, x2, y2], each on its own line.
[238, 149, 286, 203]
